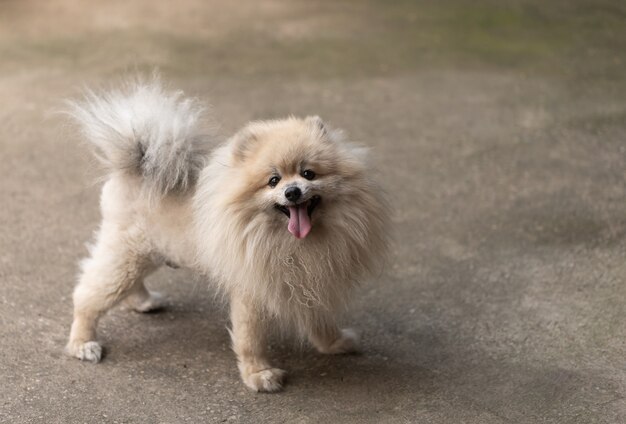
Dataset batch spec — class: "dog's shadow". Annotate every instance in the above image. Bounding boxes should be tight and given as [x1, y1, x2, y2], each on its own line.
[98, 282, 430, 396]
[93, 282, 618, 423]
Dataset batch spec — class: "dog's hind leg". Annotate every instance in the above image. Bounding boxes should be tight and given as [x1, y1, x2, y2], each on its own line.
[122, 279, 166, 313]
[66, 225, 156, 362]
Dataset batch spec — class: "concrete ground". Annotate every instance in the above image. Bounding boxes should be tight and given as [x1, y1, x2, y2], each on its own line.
[1, 1, 625, 422]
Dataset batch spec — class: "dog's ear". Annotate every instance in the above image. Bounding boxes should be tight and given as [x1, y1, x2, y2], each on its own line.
[305, 115, 328, 136]
[230, 127, 258, 163]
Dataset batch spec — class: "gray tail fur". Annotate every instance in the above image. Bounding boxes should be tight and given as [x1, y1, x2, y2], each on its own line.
[67, 77, 215, 198]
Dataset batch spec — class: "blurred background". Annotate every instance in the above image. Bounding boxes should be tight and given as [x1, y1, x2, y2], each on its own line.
[1, 1, 625, 423]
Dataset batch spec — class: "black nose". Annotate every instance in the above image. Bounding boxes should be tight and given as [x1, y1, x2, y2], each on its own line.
[284, 186, 302, 202]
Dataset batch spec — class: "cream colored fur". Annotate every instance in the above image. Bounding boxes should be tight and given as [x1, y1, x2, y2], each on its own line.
[66, 80, 389, 392]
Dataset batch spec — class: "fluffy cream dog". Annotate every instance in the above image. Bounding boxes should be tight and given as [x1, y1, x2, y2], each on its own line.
[65, 78, 389, 392]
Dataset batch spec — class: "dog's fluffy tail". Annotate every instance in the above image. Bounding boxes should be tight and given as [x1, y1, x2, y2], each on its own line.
[67, 77, 215, 199]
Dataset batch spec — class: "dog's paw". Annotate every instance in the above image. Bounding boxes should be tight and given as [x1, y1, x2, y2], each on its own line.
[320, 328, 360, 354]
[128, 290, 167, 313]
[66, 340, 102, 363]
[243, 368, 287, 393]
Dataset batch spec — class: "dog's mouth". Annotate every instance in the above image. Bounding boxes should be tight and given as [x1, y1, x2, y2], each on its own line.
[274, 195, 321, 239]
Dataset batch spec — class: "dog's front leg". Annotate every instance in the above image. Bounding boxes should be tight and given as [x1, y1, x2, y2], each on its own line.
[229, 295, 286, 392]
[308, 318, 360, 355]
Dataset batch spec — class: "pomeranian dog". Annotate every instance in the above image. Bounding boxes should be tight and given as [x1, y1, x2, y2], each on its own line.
[65, 78, 389, 392]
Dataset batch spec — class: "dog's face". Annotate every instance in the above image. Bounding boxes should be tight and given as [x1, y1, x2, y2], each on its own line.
[228, 116, 366, 239]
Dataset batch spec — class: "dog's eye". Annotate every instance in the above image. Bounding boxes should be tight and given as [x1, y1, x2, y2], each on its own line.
[302, 169, 316, 180]
[268, 175, 281, 188]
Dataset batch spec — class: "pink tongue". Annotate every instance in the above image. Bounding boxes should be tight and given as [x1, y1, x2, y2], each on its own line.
[287, 204, 312, 239]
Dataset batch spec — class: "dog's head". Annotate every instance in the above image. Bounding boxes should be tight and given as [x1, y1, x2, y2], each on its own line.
[226, 116, 371, 239]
